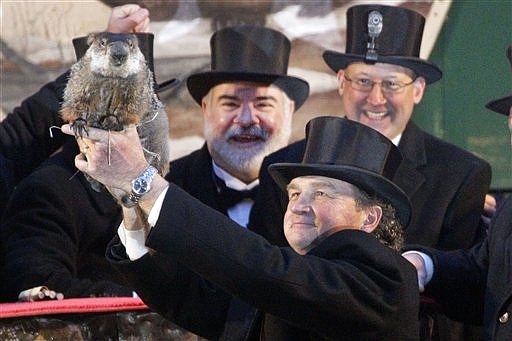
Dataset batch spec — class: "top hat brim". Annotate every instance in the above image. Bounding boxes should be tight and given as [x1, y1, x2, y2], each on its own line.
[485, 95, 512, 116]
[323, 51, 442, 84]
[155, 78, 180, 93]
[187, 71, 310, 109]
[268, 163, 411, 228]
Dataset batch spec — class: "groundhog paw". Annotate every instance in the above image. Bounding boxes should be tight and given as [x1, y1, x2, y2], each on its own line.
[71, 118, 89, 138]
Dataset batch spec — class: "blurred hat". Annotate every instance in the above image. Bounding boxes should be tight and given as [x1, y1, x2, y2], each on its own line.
[187, 25, 309, 109]
[485, 46, 512, 116]
[72, 32, 178, 93]
[323, 4, 442, 84]
[269, 116, 411, 227]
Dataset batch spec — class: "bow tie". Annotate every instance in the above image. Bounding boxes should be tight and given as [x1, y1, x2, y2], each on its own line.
[214, 174, 259, 210]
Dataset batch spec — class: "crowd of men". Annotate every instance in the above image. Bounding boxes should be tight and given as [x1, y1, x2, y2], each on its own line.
[0, 3, 510, 341]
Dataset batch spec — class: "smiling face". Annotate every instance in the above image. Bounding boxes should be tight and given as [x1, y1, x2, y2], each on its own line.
[283, 176, 380, 255]
[337, 62, 426, 140]
[202, 82, 294, 183]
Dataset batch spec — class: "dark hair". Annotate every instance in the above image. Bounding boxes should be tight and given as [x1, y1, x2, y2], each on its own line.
[354, 188, 404, 251]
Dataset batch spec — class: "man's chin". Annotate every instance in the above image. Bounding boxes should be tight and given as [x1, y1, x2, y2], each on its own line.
[221, 150, 265, 174]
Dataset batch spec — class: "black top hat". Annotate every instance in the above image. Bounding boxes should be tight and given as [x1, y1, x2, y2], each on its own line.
[269, 116, 411, 227]
[323, 5, 442, 84]
[187, 25, 310, 109]
[72, 33, 178, 93]
[485, 46, 512, 116]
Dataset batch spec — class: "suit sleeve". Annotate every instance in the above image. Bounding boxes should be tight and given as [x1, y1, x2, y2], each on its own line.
[419, 242, 488, 324]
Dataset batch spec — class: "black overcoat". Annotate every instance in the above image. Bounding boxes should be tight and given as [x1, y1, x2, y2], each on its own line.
[0, 72, 68, 214]
[0, 138, 132, 301]
[251, 121, 492, 249]
[107, 184, 420, 341]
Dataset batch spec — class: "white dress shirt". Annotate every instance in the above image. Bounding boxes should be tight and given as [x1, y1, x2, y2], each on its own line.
[212, 161, 259, 228]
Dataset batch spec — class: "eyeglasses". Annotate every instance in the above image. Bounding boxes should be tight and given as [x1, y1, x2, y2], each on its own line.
[343, 75, 416, 94]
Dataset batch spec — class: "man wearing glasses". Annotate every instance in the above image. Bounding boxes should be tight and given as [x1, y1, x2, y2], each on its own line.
[257, 4, 490, 250]
[253, 5, 491, 339]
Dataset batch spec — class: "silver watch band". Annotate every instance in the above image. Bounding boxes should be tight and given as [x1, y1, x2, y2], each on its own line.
[121, 165, 157, 208]
[121, 192, 142, 208]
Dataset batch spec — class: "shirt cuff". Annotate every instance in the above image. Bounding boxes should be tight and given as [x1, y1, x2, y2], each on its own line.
[117, 223, 148, 261]
[402, 250, 434, 284]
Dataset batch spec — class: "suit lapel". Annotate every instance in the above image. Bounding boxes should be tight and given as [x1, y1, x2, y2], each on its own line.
[169, 144, 225, 213]
[394, 122, 427, 199]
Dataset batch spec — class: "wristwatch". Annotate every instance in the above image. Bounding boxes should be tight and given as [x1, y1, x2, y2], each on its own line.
[121, 165, 158, 208]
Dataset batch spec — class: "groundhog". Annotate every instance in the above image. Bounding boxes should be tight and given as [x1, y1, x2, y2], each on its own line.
[60, 32, 169, 198]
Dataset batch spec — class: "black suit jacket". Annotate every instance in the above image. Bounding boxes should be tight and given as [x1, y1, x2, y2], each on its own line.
[167, 143, 270, 238]
[420, 197, 512, 340]
[108, 184, 420, 341]
[252, 121, 492, 250]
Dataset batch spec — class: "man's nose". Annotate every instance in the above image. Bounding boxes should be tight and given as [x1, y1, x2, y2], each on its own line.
[235, 104, 259, 126]
[289, 195, 311, 214]
[366, 83, 387, 106]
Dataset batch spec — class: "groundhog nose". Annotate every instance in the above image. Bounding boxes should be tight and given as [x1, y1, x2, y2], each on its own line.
[111, 53, 127, 66]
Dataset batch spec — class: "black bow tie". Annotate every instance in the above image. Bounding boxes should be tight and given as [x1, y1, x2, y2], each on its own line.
[214, 174, 259, 210]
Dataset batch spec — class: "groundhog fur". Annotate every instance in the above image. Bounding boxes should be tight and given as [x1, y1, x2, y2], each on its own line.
[60, 32, 169, 195]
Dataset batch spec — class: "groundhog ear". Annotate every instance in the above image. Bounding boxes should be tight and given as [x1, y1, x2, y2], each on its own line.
[86, 33, 96, 46]
[72, 35, 91, 61]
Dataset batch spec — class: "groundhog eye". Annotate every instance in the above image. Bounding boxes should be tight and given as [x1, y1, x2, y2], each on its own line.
[127, 39, 134, 47]
[100, 38, 107, 47]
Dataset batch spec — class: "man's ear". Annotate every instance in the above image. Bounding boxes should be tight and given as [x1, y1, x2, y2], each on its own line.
[360, 205, 383, 233]
[412, 77, 426, 104]
[336, 69, 345, 96]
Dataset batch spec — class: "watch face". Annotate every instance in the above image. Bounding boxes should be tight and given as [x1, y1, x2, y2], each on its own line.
[133, 179, 149, 195]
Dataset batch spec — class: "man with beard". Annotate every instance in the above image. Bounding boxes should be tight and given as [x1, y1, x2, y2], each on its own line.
[168, 24, 308, 228]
